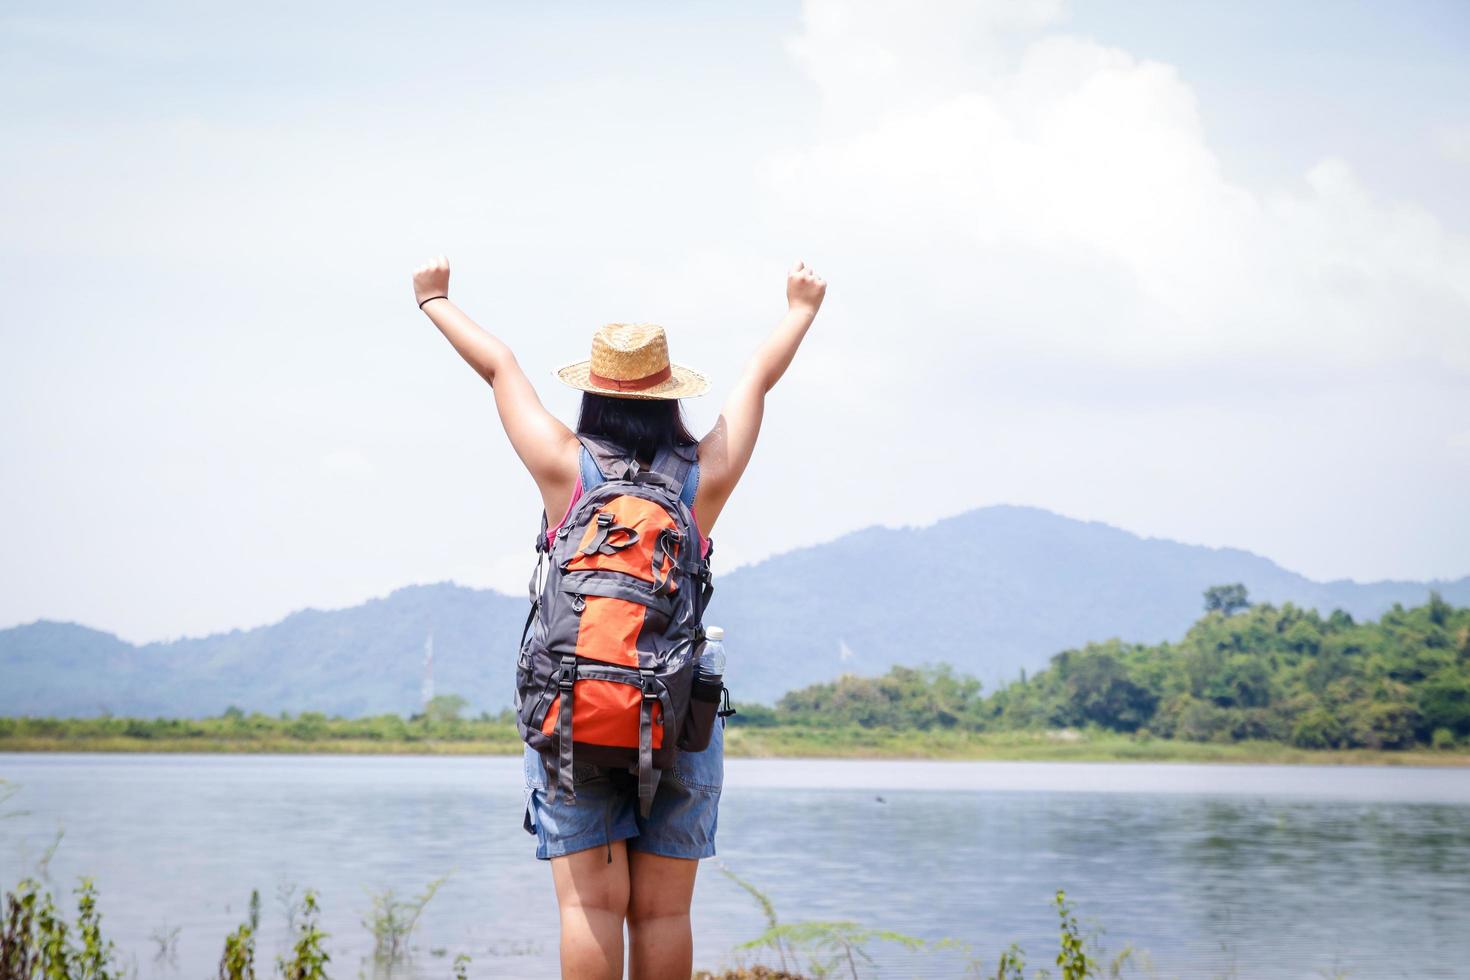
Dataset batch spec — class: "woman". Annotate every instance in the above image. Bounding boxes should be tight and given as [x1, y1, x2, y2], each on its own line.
[411, 254, 827, 980]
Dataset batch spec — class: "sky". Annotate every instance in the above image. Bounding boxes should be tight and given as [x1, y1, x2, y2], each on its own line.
[1, 0, 1467, 643]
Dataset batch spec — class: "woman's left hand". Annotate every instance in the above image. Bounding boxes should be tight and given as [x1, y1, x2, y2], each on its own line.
[786, 259, 826, 317]
[412, 255, 452, 307]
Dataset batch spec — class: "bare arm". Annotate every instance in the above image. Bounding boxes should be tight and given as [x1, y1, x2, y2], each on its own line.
[411, 256, 578, 502]
[697, 260, 827, 524]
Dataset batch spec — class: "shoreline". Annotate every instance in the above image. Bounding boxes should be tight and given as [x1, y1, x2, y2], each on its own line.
[2, 729, 1467, 767]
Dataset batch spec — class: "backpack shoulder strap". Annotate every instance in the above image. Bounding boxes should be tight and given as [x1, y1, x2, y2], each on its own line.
[577, 434, 634, 484]
[650, 443, 698, 503]
[576, 434, 698, 501]
[678, 459, 699, 509]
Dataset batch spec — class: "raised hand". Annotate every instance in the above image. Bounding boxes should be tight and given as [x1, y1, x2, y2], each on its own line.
[786, 259, 827, 317]
[412, 254, 452, 308]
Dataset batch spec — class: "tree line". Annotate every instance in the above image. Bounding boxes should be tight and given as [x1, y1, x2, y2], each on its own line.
[4, 588, 1467, 752]
[0, 695, 520, 746]
[743, 587, 1470, 750]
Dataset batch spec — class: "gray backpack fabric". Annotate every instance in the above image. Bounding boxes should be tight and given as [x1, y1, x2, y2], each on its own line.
[514, 434, 715, 817]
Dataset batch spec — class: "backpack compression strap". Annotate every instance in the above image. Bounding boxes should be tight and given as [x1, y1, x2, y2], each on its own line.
[637, 668, 662, 818]
[546, 654, 578, 806]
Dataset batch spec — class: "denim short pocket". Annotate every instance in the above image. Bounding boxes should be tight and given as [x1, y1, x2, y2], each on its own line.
[526, 743, 611, 786]
[671, 719, 724, 793]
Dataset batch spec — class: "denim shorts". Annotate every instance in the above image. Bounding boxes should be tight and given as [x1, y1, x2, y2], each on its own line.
[521, 720, 724, 861]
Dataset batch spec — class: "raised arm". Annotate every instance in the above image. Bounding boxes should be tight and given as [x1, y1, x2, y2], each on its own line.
[696, 260, 827, 526]
[412, 256, 578, 501]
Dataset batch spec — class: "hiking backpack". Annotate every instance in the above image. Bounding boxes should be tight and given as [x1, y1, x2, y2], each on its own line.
[514, 434, 717, 817]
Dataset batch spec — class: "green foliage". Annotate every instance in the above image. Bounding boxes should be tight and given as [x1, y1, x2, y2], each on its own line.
[723, 863, 929, 980]
[721, 866, 929, 979]
[422, 694, 470, 724]
[972, 891, 1140, 980]
[0, 697, 524, 751]
[1418, 671, 1470, 737]
[994, 942, 1025, 979]
[276, 890, 329, 980]
[727, 703, 781, 728]
[1052, 890, 1098, 980]
[1, 877, 118, 980]
[720, 872, 1147, 980]
[2, 878, 41, 978]
[1204, 584, 1251, 616]
[737, 921, 926, 979]
[218, 921, 255, 980]
[7, 595, 1468, 758]
[362, 874, 449, 964]
[72, 878, 117, 980]
[452, 952, 471, 980]
[774, 664, 984, 731]
[720, 866, 789, 974]
[760, 593, 1470, 752]
[217, 889, 260, 980]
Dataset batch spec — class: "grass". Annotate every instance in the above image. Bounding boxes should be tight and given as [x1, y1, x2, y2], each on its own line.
[2, 722, 1468, 765]
[721, 725, 1470, 766]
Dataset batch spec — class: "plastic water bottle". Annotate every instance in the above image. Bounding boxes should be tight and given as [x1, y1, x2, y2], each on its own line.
[698, 625, 726, 683]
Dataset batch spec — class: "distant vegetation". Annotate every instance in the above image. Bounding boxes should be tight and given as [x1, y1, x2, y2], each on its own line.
[0, 695, 523, 754]
[3, 590, 1467, 758]
[752, 588, 1470, 751]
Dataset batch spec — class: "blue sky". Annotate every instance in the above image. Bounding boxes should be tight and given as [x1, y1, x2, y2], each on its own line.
[2, 1, 1467, 641]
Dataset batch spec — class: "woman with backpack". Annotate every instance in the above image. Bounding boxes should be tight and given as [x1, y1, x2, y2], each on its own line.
[411, 255, 827, 980]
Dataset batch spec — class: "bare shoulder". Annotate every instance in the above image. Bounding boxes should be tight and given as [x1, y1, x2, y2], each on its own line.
[538, 431, 584, 528]
[692, 422, 735, 533]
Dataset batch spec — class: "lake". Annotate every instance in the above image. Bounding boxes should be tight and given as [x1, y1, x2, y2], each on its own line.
[2, 753, 1468, 978]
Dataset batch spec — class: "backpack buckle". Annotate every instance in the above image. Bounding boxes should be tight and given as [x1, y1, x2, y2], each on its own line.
[650, 527, 682, 595]
[558, 655, 577, 691]
[638, 667, 658, 701]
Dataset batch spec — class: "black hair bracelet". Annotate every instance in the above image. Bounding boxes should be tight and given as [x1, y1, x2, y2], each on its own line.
[418, 295, 448, 310]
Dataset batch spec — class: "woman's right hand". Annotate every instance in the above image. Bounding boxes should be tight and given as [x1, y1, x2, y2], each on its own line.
[786, 259, 826, 317]
[412, 255, 451, 308]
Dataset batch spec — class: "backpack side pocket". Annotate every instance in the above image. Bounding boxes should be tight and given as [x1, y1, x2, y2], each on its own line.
[678, 673, 722, 752]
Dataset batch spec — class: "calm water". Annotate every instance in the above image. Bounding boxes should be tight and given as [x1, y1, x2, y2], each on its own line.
[2, 753, 1468, 979]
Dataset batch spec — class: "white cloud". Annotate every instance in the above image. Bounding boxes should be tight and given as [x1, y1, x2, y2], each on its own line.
[3, 1, 1468, 640]
[319, 448, 375, 480]
[768, 4, 1470, 374]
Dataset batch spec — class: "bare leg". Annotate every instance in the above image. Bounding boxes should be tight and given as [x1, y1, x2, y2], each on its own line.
[550, 840, 631, 980]
[626, 850, 700, 980]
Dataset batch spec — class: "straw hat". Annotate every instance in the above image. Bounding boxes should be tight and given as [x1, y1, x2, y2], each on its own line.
[553, 322, 710, 400]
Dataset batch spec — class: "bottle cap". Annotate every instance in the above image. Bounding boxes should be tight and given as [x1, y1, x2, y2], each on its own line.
[704, 625, 724, 641]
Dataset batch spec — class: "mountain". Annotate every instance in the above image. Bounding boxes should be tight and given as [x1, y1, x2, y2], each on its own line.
[3, 506, 1466, 715]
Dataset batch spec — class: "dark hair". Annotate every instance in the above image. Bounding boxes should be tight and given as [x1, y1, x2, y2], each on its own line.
[576, 393, 699, 462]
